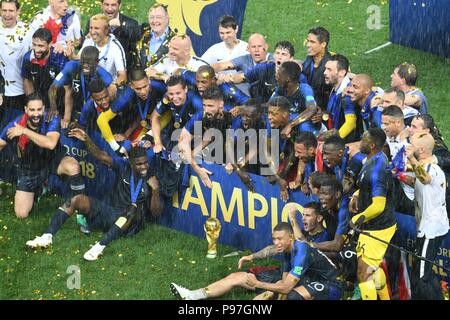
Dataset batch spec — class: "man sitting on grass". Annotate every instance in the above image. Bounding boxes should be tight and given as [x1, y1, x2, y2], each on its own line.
[25, 127, 159, 261]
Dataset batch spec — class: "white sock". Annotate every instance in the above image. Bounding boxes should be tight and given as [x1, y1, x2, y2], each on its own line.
[190, 288, 208, 300]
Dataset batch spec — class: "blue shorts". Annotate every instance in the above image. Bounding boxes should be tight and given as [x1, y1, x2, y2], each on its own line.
[16, 167, 48, 193]
[15, 149, 66, 193]
[86, 198, 145, 236]
[87, 197, 125, 232]
[298, 276, 343, 300]
[253, 268, 283, 294]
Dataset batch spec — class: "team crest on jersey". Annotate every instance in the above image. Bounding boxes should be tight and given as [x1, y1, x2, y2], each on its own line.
[293, 266, 303, 276]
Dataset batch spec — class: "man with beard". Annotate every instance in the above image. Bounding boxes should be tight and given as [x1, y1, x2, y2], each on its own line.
[21, 28, 65, 111]
[302, 27, 333, 111]
[347, 74, 378, 131]
[26, 128, 158, 261]
[171, 211, 343, 300]
[49, 46, 114, 128]
[0, 93, 84, 218]
[349, 128, 397, 300]
[324, 54, 362, 143]
[80, 14, 127, 86]
[151, 75, 203, 154]
[178, 86, 234, 189]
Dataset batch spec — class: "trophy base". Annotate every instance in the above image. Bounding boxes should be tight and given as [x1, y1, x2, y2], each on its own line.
[206, 252, 217, 259]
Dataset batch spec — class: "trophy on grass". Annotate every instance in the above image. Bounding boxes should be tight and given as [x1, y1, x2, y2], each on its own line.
[204, 217, 222, 259]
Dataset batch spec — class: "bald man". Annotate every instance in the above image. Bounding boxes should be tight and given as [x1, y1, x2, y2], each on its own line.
[406, 133, 449, 300]
[211, 33, 273, 96]
[146, 34, 206, 81]
[348, 74, 378, 130]
[212, 33, 273, 74]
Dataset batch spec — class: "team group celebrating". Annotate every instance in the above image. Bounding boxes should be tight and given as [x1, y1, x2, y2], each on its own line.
[0, 0, 448, 300]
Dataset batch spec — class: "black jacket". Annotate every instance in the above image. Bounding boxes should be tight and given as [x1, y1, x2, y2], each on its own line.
[302, 50, 334, 111]
[131, 24, 176, 70]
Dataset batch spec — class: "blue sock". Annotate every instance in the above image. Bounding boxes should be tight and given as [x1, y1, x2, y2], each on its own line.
[45, 208, 70, 235]
[99, 224, 122, 246]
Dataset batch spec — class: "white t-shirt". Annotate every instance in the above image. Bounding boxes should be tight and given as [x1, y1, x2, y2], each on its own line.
[0, 20, 34, 96]
[81, 34, 126, 80]
[403, 106, 419, 119]
[31, 6, 82, 48]
[153, 56, 206, 75]
[415, 161, 449, 239]
[201, 40, 248, 66]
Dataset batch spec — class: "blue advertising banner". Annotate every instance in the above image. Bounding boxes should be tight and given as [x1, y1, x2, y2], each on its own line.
[159, 0, 248, 56]
[159, 162, 450, 283]
[390, 0, 450, 58]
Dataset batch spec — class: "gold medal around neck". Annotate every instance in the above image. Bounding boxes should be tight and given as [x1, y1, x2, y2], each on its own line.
[140, 120, 147, 128]
[322, 113, 330, 121]
[174, 121, 181, 129]
[280, 152, 285, 160]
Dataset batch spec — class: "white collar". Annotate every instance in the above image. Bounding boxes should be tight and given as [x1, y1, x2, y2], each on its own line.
[389, 133, 403, 143]
[94, 34, 116, 48]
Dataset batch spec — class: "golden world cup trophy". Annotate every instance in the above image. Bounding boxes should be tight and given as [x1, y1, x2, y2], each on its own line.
[204, 218, 222, 259]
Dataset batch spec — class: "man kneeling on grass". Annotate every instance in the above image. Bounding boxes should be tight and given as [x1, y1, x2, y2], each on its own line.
[26, 128, 159, 261]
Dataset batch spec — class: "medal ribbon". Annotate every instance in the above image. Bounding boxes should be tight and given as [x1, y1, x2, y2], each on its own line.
[130, 173, 143, 206]
[361, 91, 375, 130]
[137, 95, 151, 123]
[172, 96, 190, 125]
[334, 147, 349, 183]
[80, 72, 91, 103]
